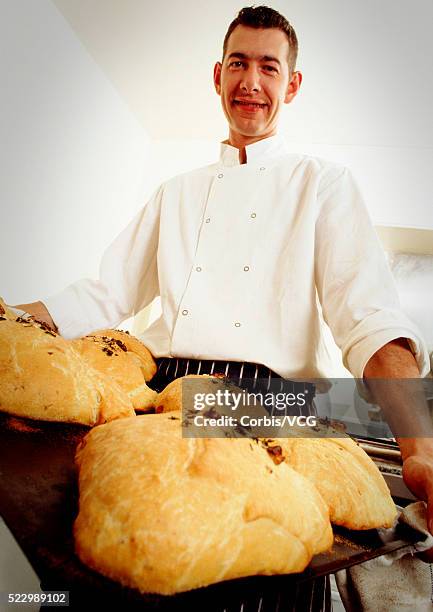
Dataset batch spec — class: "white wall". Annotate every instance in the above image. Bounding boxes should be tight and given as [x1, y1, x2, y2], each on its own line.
[0, 0, 150, 306]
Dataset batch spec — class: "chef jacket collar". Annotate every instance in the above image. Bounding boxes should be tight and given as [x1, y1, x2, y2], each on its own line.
[219, 133, 290, 167]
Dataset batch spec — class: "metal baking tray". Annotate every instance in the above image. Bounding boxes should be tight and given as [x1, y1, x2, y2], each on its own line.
[0, 414, 425, 610]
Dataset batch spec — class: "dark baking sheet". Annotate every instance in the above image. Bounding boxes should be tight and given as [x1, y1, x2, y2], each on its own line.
[0, 414, 425, 611]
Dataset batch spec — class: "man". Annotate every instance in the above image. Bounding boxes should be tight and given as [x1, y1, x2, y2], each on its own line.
[14, 4, 433, 603]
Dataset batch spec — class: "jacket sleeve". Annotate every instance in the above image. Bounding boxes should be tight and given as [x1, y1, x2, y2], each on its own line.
[44, 185, 163, 338]
[314, 167, 430, 378]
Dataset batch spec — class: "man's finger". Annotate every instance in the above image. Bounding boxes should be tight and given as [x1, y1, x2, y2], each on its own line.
[415, 485, 433, 562]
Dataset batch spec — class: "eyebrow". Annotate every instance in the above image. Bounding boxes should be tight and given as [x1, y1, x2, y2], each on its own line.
[227, 52, 281, 66]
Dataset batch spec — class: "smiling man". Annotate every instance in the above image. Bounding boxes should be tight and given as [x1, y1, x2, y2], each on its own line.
[12, 5, 433, 610]
[214, 22, 301, 158]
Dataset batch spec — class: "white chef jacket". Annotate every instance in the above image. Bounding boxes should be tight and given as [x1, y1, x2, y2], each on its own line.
[44, 134, 429, 379]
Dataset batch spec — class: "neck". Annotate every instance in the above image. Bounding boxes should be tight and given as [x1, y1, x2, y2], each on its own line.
[227, 130, 277, 165]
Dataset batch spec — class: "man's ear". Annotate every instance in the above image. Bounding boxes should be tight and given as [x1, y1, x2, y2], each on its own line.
[284, 71, 302, 104]
[213, 62, 222, 95]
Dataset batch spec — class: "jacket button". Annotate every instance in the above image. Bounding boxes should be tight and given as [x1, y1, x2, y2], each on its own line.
[182, 309, 189, 316]
[243, 266, 250, 272]
[234, 322, 241, 327]
[250, 212, 256, 218]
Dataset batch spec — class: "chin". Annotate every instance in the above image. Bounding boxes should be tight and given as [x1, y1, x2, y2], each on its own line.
[233, 122, 266, 136]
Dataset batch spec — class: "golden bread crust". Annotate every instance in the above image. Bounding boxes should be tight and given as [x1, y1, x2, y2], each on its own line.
[74, 412, 333, 594]
[154, 375, 216, 413]
[88, 329, 156, 381]
[0, 299, 157, 425]
[71, 335, 157, 411]
[279, 437, 397, 529]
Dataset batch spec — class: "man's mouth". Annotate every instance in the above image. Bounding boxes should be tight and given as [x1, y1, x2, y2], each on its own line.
[233, 99, 267, 110]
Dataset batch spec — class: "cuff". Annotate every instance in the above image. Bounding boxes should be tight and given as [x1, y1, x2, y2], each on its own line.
[343, 313, 430, 379]
[43, 287, 92, 339]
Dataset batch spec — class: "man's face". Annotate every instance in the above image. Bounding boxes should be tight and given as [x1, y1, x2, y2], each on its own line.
[214, 25, 302, 146]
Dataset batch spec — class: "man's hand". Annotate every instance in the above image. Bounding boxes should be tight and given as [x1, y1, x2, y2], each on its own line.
[364, 338, 433, 560]
[12, 300, 57, 332]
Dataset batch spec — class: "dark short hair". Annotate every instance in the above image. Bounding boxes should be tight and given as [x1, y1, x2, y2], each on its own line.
[222, 6, 298, 74]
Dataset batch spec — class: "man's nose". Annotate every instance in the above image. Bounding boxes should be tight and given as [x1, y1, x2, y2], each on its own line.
[240, 65, 261, 93]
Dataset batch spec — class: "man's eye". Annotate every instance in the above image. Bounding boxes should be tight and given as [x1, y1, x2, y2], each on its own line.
[229, 61, 244, 68]
[263, 65, 278, 73]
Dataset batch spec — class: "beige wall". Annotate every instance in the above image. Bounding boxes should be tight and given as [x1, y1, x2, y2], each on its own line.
[376, 227, 433, 255]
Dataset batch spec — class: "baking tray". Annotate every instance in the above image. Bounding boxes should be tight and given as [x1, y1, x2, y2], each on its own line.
[0, 414, 425, 611]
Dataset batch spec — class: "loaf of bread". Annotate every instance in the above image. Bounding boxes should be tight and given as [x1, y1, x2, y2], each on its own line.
[154, 375, 396, 529]
[277, 437, 397, 529]
[0, 301, 16, 321]
[155, 374, 271, 423]
[85, 329, 156, 381]
[154, 374, 211, 413]
[71, 331, 157, 412]
[0, 298, 157, 425]
[74, 412, 333, 594]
